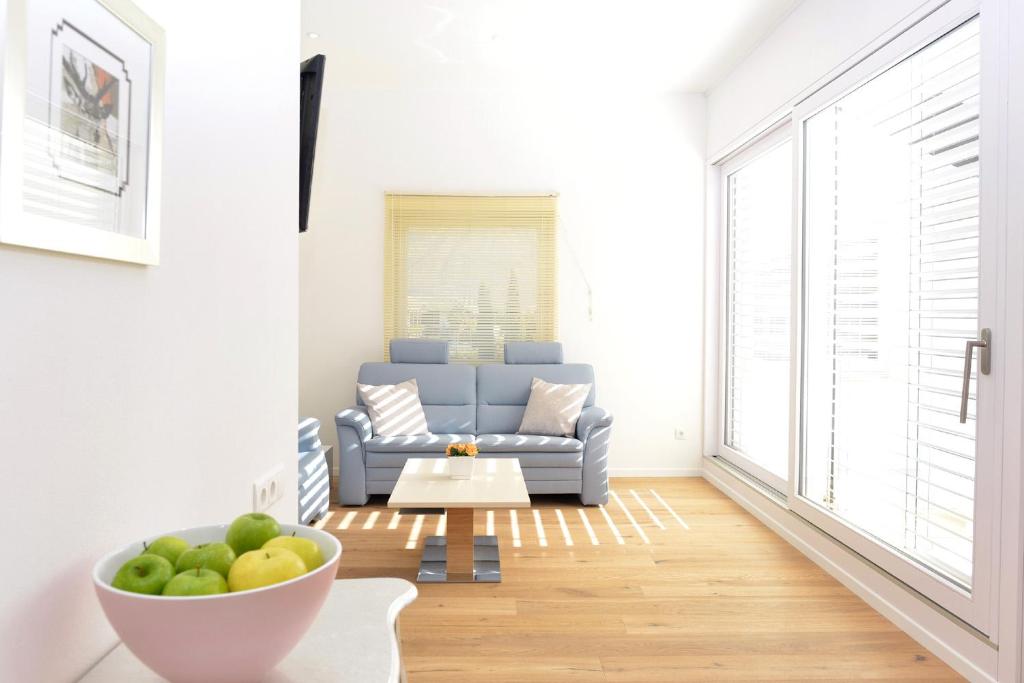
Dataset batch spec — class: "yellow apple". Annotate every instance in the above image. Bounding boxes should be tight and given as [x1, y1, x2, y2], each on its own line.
[227, 547, 306, 592]
[262, 535, 324, 571]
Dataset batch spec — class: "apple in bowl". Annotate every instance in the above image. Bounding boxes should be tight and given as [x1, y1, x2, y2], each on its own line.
[93, 521, 341, 683]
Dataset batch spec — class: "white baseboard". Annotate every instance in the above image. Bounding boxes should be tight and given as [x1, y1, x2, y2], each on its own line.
[702, 457, 998, 683]
[608, 467, 702, 477]
[334, 467, 702, 478]
[333, 467, 701, 480]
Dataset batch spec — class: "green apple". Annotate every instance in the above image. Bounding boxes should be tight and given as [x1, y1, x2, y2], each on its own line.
[144, 536, 189, 567]
[226, 513, 281, 556]
[112, 554, 175, 595]
[175, 542, 236, 579]
[263, 534, 324, 571]
[162, 567, 228, 596]
[227, 547, 306, 592]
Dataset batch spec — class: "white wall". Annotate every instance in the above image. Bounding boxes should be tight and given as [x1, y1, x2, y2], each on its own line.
[299, 87, 706, 476]
[707, 0, 935, 155]
[0, 2, 298, 680]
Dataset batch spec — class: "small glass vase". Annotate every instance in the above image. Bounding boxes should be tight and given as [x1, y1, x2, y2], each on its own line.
[448, 457, 474, 480]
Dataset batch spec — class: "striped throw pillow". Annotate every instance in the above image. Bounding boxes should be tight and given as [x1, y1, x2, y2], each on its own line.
[357, 379, 431, 437]
[517, 377, 592, 438]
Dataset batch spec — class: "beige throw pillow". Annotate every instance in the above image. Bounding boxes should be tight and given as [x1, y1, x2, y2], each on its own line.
[357, 379, 431, 437]
[517, 377, 592, 438]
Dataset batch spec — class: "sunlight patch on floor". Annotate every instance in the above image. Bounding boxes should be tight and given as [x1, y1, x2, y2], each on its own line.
[610, 490, 650, 544]
[554, 509, 574, 546]
[598, 504, 625, 545]
[577, 508, 600, 545]
[313, 511, 334, 530]
[387, 511, 401, 529]
[326, 489, 689, 548]
[336, 510, 358, 530]
[509, 509, 522, 547]
[649, 488, 690, 529]
[405, 514, 425, 550]
[362, 511, 380, 530]
[532, 509, 548, 547]
[630, 489, 665, 529]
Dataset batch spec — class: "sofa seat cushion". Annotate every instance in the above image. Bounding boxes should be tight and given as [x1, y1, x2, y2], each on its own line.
[476, 433, 583, 452]
[476, 450, 583, 468]
[367, 452, 444, 468]
[366, 449, 583, 469]
[365, 434, 474, 453]
[521, 466, 583, 481]
[366, 465, 582, 482]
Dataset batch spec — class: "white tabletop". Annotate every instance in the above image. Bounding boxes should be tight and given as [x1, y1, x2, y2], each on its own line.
[387, 458, 531, 508]
[80, 578, 417, 683]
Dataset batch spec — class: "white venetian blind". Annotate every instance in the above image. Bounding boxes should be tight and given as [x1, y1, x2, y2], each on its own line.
[724, 139, 793, 482]
[384, 195, 557, 363]
[802, 18, 980, 587]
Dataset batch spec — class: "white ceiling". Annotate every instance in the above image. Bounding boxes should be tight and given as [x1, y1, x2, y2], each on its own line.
[301, 0, 800, 92]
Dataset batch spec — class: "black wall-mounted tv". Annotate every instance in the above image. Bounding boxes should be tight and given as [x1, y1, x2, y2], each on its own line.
[299, 54, 325, 233]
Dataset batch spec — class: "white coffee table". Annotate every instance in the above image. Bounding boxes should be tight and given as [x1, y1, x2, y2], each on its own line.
[388, 458, 530, 583]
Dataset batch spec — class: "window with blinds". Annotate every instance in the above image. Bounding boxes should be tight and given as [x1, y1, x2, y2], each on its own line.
[384, 195, 557, 363]
[802, 17, 980, 587]
[724, 138, 793, 484]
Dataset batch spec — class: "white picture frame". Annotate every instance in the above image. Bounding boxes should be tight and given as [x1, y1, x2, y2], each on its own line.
[0, 0, 164, 265]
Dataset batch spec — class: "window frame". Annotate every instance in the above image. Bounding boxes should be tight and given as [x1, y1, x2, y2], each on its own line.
[716, 123, 795, 494]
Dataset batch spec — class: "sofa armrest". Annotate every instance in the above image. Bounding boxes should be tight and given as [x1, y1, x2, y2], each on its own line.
[335, 406, 373, 443]
[576, 406, 613, 443]
[335, 407, 372, 505]
[577, 406, 613, 505]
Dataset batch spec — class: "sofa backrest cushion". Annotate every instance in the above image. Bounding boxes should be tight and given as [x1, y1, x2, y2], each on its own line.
[389, 339, 449, 364]
[504, 341, 563, 364]
[357, 363, 476, 434]
[476, 364, 596, 434]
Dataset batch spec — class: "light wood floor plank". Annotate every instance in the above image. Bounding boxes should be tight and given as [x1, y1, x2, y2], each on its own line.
[327, 477, 961, 681]
[404, 656, 606, 682]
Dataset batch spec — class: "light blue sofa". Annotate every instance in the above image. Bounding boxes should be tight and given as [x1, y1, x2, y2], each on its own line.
[334, 340, 613, 506]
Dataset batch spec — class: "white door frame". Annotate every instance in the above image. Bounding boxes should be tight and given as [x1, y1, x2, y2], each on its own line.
[990, 0, 1024, 675]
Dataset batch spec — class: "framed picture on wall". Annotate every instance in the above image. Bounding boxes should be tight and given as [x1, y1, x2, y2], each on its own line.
[0, 0, 165, 264]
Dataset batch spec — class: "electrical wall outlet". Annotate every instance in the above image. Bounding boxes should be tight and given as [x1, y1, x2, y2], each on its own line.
[674, 428, 687, 441]
[253, 464, 285, 512]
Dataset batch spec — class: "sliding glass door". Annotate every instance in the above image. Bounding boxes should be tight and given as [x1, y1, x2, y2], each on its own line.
[720, 130, 793, 491]
[715, 0, 999, 632]
[792, 7, 994, 629]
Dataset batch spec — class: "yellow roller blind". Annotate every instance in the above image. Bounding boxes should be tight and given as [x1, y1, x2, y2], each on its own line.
[384, 194, 558, 363]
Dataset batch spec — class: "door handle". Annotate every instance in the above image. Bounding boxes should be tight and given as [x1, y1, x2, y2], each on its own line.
[959, 328, 991, 424]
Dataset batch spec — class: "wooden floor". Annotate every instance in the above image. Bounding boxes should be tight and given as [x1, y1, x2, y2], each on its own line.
[322, 477, 962, 682]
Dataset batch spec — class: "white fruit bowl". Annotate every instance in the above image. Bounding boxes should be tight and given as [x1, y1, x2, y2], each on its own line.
[93, 523, 341, 683]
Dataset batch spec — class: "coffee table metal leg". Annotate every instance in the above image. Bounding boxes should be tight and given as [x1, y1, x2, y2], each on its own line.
[415, 509, 503, 583]
[444, 508, 475, 582]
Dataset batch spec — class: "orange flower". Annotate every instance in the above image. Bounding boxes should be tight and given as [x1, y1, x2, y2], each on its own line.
[446, 442, 477, 457]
